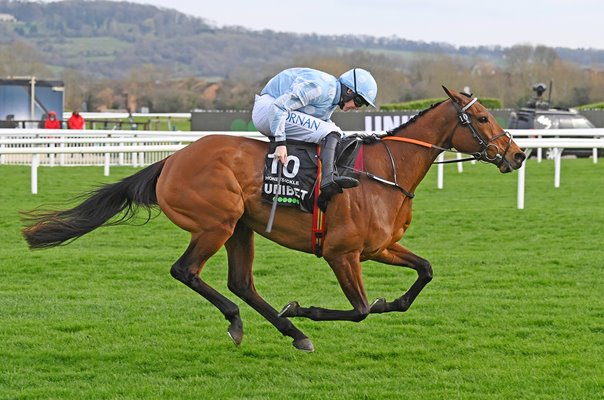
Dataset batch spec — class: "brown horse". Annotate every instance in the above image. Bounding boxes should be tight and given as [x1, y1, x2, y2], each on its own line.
[22, 87, 526, 352]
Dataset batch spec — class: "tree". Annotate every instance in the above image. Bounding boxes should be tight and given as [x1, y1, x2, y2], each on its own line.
[0, 40, 50, 77]
[62, 69, 87, 111]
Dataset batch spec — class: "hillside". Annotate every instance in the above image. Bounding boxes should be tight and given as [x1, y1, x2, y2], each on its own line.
[1, 0, 604, 81]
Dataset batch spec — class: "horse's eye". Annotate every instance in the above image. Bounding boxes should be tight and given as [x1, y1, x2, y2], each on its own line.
[478, 116, 489, 123]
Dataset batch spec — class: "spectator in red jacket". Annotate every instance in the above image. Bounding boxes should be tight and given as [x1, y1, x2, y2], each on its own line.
[44, 111, 61, 129]
[67, 110, 85, 130]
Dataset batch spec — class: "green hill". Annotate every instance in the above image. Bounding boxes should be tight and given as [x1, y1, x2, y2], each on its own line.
[1, 0, 603, 81]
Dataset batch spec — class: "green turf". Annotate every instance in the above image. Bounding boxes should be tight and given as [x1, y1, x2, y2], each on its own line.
[1, 159, 603, 399]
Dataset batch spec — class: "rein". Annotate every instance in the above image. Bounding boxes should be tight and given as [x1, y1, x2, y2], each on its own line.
[340, 139, 416, 198]
[381, 136, 479, 164]
[354, 95, 514, 196]
[353, 135, 478, 198]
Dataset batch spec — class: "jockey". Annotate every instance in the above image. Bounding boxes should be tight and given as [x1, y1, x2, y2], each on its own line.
[252, 67, 378, 201]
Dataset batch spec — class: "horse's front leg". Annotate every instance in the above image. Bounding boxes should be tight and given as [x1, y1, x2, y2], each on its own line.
[279, 251, 370, 322]
[368, 242, 433, 314]
[225, 221, 314, 352]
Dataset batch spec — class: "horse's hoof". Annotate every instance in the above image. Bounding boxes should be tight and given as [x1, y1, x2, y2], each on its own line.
[293, 338, 314, 352]
[278, 301, 299, 318]
[227, 321, 243, 346]
[369, 298, 387, 313]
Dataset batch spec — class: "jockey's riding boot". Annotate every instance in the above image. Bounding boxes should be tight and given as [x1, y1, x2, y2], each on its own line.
[319, 132, 359, 200]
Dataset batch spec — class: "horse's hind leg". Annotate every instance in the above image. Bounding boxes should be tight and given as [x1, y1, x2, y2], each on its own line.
[170, 235, 244, 346]
[225, 221, 314, 352]
[368, 242, 433, 314]
[278, 251, 371, 322]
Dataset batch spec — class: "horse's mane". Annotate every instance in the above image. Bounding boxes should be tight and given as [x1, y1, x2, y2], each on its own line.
[385, 100, 445, 137]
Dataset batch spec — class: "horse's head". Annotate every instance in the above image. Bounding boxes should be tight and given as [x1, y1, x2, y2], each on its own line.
[442, 86, 525, 173]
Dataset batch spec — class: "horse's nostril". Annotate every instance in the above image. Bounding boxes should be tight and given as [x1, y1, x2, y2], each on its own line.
[515, 152, 526, 163]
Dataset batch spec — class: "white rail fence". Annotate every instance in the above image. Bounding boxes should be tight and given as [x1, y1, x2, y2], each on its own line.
[1, 128, 603, 209]
[0, 129, 249, 167]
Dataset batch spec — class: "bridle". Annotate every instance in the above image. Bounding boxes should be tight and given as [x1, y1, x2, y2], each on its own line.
[383, 96, 515, 169]
[449, 96, 514, 169]
[359, 96, 516, 197]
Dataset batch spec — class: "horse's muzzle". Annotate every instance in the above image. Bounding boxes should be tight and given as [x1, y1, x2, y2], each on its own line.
[499, 151, 526, 173]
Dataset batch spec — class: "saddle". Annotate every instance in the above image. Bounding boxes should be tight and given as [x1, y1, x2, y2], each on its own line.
[262, 136, 365, 212]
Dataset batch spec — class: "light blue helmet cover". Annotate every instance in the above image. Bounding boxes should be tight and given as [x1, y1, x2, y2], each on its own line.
[338, 68, 378, 108]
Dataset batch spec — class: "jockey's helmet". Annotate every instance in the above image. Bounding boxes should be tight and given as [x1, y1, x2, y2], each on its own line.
[338, 68, 377, 108]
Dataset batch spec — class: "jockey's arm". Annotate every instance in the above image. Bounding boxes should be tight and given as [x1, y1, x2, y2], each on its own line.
[269, 81, 321, 158]
[270, 85, 316, 164]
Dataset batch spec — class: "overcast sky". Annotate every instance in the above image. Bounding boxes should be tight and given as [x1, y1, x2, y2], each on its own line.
[117, 0, 603, 50]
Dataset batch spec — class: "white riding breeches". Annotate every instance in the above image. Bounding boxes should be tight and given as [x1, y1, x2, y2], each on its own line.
[252, 94, 342, 143]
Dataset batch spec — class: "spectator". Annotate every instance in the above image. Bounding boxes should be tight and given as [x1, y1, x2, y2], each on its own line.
[44, 111, 61, 129]
[39, 113, 48, 129]
[68, 110, 85, 130]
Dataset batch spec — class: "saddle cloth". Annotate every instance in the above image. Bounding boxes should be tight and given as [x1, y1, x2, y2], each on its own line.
[262, 137, 364, 212]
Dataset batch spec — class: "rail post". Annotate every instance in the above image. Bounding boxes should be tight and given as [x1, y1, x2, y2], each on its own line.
[517, 158, 526, 209]
[437, 153, 445, 189]
[31, 153, 39, 194]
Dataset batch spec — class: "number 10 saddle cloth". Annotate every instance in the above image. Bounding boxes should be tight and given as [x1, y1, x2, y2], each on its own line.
[261, 136, 366, 213]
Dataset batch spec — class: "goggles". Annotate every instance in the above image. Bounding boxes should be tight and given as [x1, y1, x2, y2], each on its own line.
[353, 95, 368, 108]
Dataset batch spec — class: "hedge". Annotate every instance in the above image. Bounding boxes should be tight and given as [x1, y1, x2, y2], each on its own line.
[576, 102, 604, 110]
[380, 97, 503, 110]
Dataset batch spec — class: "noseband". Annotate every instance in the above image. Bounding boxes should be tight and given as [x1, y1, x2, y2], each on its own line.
[452, 97, 513, 168]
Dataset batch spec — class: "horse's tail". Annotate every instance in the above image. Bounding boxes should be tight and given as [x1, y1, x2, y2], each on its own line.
[21, 159, 166, 249]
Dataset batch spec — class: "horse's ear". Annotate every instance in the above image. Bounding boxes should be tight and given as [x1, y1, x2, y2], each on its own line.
[442, 85, 459, 105]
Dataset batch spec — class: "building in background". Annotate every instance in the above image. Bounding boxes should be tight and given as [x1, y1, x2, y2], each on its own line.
[0, 77, 65, 127]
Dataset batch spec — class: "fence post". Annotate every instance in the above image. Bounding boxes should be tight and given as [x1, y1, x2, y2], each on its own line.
[59, 141, 65, 166]
[104, 152, 110, 176]
[132, 134, 138, 167]
[437, 153, 445, 189]
[49, 142, 55, 167]
[554, 149, 561, 188]
[536, 134, 543, 162]
[31, 153, 39, 194]
[517, 158, 526, 209]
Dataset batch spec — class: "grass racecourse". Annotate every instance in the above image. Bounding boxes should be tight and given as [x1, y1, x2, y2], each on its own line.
[1, 158, 603, 399]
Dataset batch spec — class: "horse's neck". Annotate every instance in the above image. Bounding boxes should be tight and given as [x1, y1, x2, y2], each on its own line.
[384, 113, 456, 192]
[403, 103, 457, 151]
